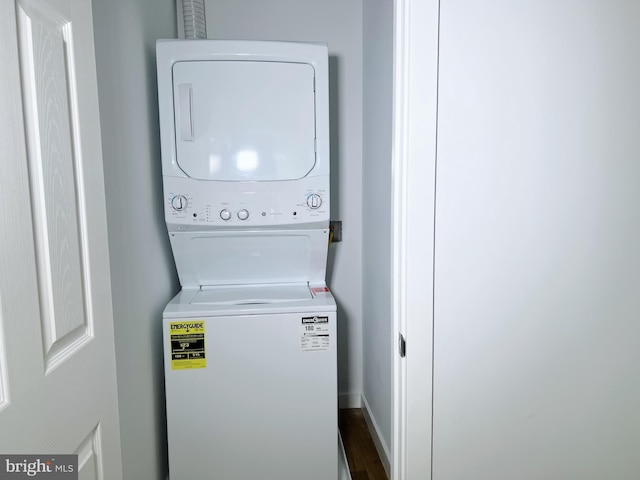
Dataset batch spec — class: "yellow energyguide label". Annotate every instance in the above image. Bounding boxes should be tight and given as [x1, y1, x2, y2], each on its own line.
[169, 321, 206, 370]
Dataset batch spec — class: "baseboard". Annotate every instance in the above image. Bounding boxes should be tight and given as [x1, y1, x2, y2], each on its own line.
[338, 392, 362, 409]
[361, 394, 391, 478]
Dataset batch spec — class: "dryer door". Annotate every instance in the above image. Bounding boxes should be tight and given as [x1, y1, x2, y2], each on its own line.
[172, 60, 316, 181]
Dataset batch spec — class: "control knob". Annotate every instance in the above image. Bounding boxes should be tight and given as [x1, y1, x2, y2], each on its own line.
[220, 209, 231, 221]
[306, 194, 322, 209]
[171, 195, 188, 211]
[237, 209, 250, 221]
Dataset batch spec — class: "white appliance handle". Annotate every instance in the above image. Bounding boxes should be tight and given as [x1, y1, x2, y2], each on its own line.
[177, 83, 193, 141]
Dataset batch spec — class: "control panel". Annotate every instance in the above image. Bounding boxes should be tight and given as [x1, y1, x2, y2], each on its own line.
[164, 176, 330, 229]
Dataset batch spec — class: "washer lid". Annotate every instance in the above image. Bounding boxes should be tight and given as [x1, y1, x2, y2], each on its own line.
[192, 284, 312, 305]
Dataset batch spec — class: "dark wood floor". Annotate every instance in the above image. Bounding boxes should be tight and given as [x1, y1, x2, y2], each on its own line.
[339, 409, 388, 480]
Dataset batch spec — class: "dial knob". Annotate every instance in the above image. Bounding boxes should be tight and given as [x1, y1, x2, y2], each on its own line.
[219, 209, 231, 221]
[237, 209, 249, 221]
[307, 194, 322, 209]
[171, 195, 188, 211]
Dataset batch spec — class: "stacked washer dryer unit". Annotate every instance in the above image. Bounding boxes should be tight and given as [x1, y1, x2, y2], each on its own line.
[156, 40, 337, 480]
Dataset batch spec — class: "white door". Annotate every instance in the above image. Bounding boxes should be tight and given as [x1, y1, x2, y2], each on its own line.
[395, 1, 640, 479]
[0, 0, 123, 477]
[432, 1, 640, 478]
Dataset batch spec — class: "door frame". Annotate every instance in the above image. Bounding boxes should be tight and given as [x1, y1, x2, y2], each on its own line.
[391, 1, 440, 479]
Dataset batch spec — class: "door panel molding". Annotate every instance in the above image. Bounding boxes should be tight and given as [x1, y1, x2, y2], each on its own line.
[76, 423, 105, 480]
[17, 0, 93, 373]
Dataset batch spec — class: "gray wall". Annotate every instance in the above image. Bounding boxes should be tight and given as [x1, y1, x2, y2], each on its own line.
[92, 0, 177, 478]
[204, 0, 364, 403]
[362, 0, 394, 456]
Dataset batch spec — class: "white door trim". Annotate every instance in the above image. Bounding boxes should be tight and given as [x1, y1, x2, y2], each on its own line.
[391, 1, 440, 479]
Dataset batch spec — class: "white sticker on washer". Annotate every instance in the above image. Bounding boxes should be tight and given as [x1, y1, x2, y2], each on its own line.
[301, 316, 330, 351]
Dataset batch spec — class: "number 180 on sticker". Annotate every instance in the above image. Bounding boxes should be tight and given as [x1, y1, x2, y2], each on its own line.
[300, 316, 330, 352]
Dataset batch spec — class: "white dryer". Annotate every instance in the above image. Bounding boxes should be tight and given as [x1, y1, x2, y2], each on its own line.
[156, 40, 337, 479]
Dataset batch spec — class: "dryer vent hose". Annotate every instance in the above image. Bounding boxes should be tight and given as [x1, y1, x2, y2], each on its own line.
[182, 0, 207, 39]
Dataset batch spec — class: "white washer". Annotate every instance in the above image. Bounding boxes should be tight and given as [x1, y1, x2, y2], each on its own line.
[163, 283, 337, 480]
[156, 40, 337, 479]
